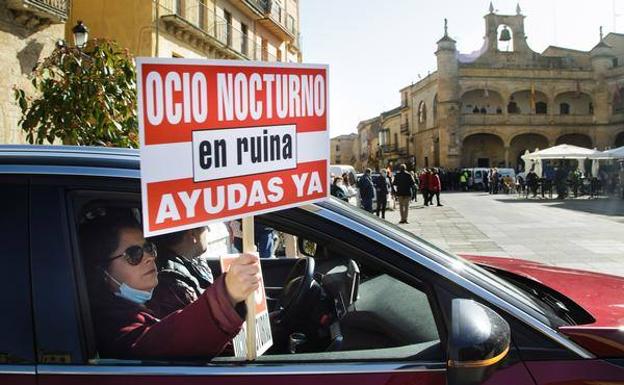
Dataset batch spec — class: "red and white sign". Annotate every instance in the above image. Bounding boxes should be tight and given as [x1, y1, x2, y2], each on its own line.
[220, 253, 272, 357]
[137, 58, 329, 237]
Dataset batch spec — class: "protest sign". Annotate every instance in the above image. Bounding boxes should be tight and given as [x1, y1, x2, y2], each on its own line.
[137, 58, 329, 360]
[136, 58, 329, 237]
[220, 252, 272, 358]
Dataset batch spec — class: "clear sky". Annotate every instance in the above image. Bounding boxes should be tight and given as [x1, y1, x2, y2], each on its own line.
[300, 0, 624, 137]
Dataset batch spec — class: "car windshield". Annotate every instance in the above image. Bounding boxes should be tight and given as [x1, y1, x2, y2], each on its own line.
[320, 199, 569, 328]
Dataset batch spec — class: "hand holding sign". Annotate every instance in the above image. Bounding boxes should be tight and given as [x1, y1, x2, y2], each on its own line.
[224, 253, 261, 306]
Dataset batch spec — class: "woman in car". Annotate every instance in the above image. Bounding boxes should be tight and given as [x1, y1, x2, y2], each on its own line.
[79, 210, 260, 360]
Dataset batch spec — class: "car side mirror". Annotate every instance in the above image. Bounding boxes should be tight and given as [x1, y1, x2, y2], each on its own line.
[447, 299, 511, 385]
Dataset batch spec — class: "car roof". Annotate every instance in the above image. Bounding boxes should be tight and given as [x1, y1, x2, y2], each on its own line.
[0, 145, 140, 176]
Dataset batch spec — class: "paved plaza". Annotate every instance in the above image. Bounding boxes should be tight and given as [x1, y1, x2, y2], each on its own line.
[383, 192, 624, 277]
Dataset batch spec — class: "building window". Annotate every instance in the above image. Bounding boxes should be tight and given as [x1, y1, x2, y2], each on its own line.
[241, 23, 249, 56]
[175, 0, 184, 16]
[394, 133, 399, 150]
[198, 0, 206, 29]
[271, 2, 283, 23]
[535, 101, 547, 114]
[559, 103, 570, 115]
[614, 88, 624, 113]
[261, 39, 268, 61]
[418, 101, 426, 124]
[224, 10, 232, 47]
[613, 58, 619, 67]
[287, 14, 296, 34]
[335, 145, 340, 151]
[507, 100, 519, 114]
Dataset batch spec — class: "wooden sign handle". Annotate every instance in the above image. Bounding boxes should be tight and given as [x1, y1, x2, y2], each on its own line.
[242, 216, 257, 360]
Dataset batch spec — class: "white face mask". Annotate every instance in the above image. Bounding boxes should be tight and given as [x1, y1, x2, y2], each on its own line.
[105, 270, 153, 304]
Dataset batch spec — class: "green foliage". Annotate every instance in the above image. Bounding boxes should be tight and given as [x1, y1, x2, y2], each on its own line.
[14, 39, 138, 147]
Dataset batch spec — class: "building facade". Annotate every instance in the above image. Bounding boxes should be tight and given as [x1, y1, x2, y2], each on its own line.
[67, 0, 302, 62]
[1, 0, 68, 144]
[330, 133, 358, 166]
[359, 4, 624, 171]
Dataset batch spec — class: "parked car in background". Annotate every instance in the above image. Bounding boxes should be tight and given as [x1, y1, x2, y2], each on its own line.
[330, 164, 357, 184]
[497, 168, 517, 183]
[462, 167, 489, 190]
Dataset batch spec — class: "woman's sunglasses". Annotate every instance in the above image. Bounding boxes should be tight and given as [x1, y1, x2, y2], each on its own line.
[109, 242, 157, 266]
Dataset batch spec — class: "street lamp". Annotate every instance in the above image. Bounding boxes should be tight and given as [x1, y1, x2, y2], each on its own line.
[72, 20, 89, 48]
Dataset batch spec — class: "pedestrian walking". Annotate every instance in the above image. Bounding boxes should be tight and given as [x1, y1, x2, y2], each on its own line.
[374, 169, 391, 218]
[526, 170, 539, 198]
[410, 171, 418, 202]
[357, 168, 375, 212]
[459, 170, 468, 191]
[393, 164, 416, 224]
[427, 168, 443, 206]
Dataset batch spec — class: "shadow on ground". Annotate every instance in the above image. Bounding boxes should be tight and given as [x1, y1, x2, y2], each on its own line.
[494, 196, 624, 218]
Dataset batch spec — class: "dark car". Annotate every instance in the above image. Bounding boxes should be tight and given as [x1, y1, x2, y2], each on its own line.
[1, 145, 624, 385]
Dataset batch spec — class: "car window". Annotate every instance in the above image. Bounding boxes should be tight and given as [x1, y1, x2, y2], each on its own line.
[70, 192, 441, 365]
[234, 210, 443, 363]
[0, 177, 35, 364]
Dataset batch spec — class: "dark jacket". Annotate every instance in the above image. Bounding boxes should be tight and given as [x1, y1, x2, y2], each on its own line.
[150, 248, 214, 318]
[91, 275, 243, 360]
[330, 184, 348, 201]
[357, 174, 375, 201]
[373, 175, 390, 199]
[393, 171, 415, 197]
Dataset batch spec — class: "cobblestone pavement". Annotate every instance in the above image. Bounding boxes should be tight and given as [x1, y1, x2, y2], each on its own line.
[382, 192, 624, 277]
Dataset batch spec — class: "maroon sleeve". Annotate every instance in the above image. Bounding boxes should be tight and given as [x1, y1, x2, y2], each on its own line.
[115, 274, 243, 359]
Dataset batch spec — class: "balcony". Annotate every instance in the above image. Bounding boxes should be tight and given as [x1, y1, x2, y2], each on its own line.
[6, 0, 68, 27]
[230, 0, 270, 18]
[257, 1, 296, 42]
[159, 2, 278, 62]
[460, 113, 595, 126]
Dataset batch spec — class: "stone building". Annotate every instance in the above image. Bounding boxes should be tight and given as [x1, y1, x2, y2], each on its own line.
[330, 133, 358, 166]
[1, 0, 68, 144]
[359, 3, 624, 171]
[68, 0, 302, 62]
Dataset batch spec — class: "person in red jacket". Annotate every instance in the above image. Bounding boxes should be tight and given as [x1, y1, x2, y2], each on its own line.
[427, 168, 443, 207]
[80, 210, 259, 360]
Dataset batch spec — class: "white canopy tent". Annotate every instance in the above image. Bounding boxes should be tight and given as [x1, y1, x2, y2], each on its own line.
[521, 144, 599, 177]
[522, 144, 599, 160]
[589, 146, 624, 160]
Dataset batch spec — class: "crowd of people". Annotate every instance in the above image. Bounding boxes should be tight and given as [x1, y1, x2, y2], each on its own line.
[330, 164, 445, 224]
[516, 163, 624, 200]
[329, 160, 624, 224]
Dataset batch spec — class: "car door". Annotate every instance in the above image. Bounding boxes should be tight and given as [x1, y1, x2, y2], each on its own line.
[28, 175, 447, 385]
[33, 173, 531, 385]
[0, 176, 36, 385]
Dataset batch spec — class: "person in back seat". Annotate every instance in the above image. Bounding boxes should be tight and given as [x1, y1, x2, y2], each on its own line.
[149, 226, 218, 318]
[80, 210, 259, 360]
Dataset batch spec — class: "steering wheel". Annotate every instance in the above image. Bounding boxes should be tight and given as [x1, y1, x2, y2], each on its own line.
[277, 257, 315, 324]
